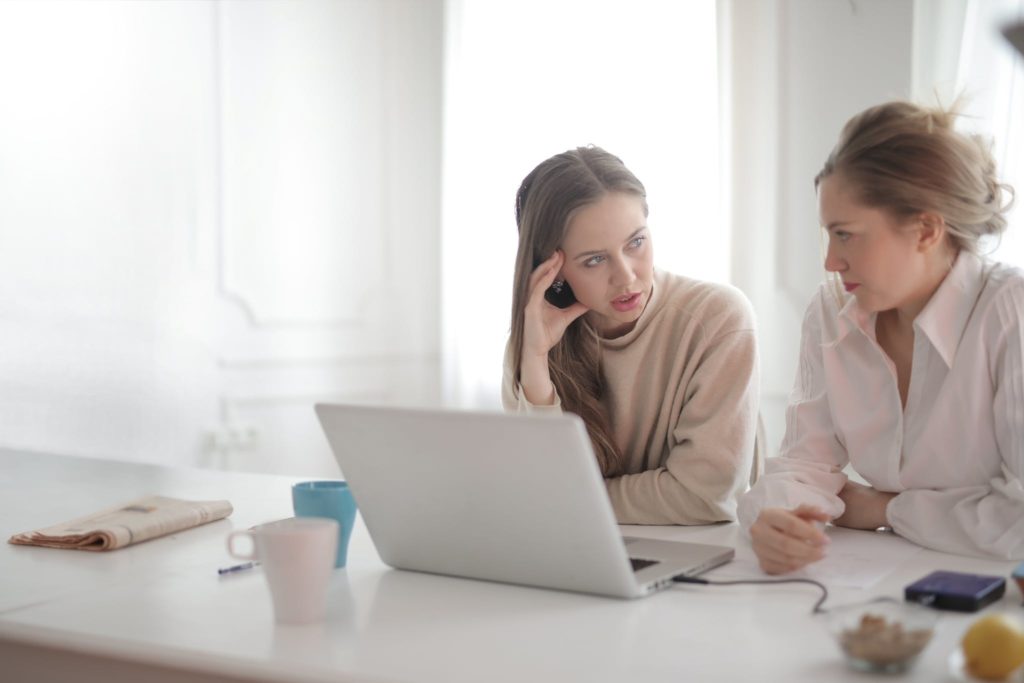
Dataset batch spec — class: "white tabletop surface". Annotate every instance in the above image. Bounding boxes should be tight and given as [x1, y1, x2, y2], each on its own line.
[1, 448, 1021, 683]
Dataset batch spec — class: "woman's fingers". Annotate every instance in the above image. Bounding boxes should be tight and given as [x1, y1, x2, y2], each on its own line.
[751, 527, 809, 573]
[757, 518, 827, 561]
[752, 541, 812, 574]
[526, 251, 563, 301]
[557, 301, 589, 324]
[792, 504, 831, 523]
[773, 507, 830, 546]
[750, 508, 830, 575]
[752, 538, 822, 574]
[521, 251, 573, 359]
[521, 250, 590, 361]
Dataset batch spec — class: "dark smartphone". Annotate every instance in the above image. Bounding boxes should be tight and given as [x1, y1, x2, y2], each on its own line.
[904, 570, 1006, 612]
[544, 280, 577, 309]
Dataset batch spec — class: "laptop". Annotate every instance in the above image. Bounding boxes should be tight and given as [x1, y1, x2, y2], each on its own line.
[315, 403, 734, 599]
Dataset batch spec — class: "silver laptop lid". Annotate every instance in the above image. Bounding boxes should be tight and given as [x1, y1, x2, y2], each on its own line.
[315, 403, 641, 597]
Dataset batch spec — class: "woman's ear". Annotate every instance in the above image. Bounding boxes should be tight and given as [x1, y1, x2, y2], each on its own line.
[915, 211, 947, 252]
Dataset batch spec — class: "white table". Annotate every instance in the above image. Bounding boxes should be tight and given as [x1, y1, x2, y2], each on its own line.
[1, 449, 1020, 683]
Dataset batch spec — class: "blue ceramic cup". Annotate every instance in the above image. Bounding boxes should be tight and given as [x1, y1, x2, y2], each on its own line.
[291, 481, 358, 568]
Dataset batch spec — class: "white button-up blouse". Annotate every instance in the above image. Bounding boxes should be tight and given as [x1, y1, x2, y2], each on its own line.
[739, 251, 1024, 559]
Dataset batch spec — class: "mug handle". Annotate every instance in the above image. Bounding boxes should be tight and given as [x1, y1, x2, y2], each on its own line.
[226, 530, 256, 561]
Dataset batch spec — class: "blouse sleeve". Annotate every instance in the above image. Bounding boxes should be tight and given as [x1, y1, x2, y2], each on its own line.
[501, 339, 563, 414]
[737, 290, 851, 531]
[605, 298, 760, 525]
[885, 285, 1024, 559]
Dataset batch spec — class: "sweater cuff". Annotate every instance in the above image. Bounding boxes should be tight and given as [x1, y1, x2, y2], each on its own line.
[513, 384, 563, 414]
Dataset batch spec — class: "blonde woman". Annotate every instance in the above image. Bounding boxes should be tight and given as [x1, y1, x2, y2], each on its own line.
[739, 102, 1024, 572]
[503, 146, 760, 525]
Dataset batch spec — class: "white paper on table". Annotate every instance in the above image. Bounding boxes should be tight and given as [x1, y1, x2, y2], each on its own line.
[704, 526, 923, 589]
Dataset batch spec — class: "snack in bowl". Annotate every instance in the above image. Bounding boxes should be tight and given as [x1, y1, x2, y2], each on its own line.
[827, 601, 937, 673]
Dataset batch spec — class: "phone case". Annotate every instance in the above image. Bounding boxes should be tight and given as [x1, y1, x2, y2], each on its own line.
[544, 281, 577, 309]
[904, 570, 1006, 612]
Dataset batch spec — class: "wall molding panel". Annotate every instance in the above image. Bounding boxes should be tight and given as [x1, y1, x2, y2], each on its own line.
[0, 0, 443, 476]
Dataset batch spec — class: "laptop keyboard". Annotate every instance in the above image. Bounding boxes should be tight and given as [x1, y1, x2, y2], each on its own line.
[630, 557, 660, 572]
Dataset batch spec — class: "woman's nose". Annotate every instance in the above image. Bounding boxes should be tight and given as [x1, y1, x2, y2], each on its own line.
[609, 257, 635, 287]
[824, 243, 846, 273]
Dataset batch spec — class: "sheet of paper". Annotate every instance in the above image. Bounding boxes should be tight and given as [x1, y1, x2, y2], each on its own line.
[704, 526, 923, 589]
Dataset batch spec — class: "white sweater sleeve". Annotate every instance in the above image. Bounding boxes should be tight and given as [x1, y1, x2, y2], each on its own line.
[885, 287, 1024, 559]
[737, 291, 850, 530]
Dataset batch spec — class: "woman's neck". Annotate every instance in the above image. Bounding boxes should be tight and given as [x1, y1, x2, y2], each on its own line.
[889, 248, 958, 333]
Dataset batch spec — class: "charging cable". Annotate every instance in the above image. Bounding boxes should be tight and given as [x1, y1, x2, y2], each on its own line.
[672, 575, 830, 614]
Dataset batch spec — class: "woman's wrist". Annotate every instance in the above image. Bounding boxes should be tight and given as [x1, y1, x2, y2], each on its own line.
[519, 353, 555, 405]
[867, 490, 898, 530]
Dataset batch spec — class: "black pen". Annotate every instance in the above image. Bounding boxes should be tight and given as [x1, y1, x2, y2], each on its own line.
[217, 560, 260, 576]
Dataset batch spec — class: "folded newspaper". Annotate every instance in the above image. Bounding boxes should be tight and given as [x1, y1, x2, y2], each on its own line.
[8, 495, 233, 551]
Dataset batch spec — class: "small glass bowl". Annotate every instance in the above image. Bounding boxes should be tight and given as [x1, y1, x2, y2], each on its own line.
[825, 600, 938, 674]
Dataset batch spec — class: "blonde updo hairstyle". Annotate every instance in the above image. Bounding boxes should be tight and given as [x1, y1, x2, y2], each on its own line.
[815, 101, 1013, 253]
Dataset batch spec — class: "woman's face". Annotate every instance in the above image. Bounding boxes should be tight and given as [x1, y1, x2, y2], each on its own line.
[818, 174, 937, 316]
[559, 192, 653, 338]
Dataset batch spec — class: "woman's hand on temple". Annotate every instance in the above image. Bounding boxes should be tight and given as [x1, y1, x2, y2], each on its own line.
[749, 505, 831, 575]
[518, 251, 587, 405]
[522, 250, 588, 357]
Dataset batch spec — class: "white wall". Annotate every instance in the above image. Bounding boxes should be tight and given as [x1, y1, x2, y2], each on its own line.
[723, 0, 915, 454]
[0, 1, 222, 466]
[0, 0, 443, 476]
[441, 0, 723, 409]
[213, 0, 443, 476]
[1, 0, 971, 474]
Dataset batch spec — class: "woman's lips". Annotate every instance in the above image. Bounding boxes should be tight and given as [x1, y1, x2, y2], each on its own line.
[844, 282, 860, 293]
[611, 292, 642, 312]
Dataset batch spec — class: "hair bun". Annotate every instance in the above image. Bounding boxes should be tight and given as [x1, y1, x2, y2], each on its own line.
[817, 100, 1015, 254]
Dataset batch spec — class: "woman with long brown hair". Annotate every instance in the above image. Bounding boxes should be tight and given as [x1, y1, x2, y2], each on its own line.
[503, 146, 760, 525]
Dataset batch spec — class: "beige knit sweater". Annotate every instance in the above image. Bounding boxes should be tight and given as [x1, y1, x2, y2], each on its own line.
[502, 269, 760, 525]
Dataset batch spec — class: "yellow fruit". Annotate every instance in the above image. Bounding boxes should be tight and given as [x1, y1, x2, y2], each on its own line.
[962, 613, 1024, 681]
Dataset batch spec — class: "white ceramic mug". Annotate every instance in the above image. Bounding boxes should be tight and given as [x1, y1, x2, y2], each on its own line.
[227, 517, 339, 624]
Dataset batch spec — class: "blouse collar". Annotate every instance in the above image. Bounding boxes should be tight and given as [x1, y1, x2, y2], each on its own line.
[914, 250, 986, 367]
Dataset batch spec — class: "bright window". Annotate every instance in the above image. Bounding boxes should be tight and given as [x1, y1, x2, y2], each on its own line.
[441, 0, 722, 407]
[956, 0, 1024, 265]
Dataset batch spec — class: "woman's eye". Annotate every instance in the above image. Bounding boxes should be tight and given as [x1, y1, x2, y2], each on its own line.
[629, 236, 646, 249]
[832, 230, 851, 242]
[584, 255, 605, 267]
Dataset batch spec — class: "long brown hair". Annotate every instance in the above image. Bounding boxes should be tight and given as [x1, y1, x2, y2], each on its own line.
[509, 146, 648, 477]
